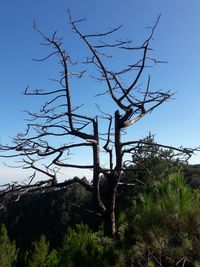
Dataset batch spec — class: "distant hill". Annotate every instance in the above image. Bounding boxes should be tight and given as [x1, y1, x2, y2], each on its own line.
[0, 183, 100, 249]
[0, 164, 200, 250]
[183, 164, 200, 188]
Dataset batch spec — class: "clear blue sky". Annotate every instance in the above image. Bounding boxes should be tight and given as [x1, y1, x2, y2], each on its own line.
[0, 0, 200, 183]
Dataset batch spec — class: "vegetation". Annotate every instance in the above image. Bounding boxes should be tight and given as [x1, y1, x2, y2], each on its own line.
[0, 13, 198, 267]
[125, 174, 200, 266]
[0, 145, 200, 266]
[0, 14, 194, 237]
[1, 166, 200, 266]
[0, 224, 17, 267]
[58, 225, 109, 267]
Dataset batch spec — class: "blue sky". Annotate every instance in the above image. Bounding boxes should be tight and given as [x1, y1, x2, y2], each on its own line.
[0, 0, 200, 183]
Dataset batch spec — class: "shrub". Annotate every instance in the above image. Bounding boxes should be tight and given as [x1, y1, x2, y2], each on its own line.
[126, 174, 200, 266]
[58, 224, 109, 267]
[0, 224, 17, 267]
[26, 235, 59, 267]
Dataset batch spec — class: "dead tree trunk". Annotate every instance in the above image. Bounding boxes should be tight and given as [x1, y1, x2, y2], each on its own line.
[102, 110, 123, 236]
[0, 13, 194, 238]
[102, 175, 118, 236]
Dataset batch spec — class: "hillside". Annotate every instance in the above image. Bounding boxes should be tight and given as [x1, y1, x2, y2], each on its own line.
[0, 164, 200, 250]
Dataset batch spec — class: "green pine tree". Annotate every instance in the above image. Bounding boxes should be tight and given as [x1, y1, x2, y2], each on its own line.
[26, 235, 59, 267]
[0, 224, 17, 267]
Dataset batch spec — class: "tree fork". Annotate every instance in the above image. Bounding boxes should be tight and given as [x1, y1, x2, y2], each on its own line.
[0, 14, 195, 238]
[103, 111, 123, 237]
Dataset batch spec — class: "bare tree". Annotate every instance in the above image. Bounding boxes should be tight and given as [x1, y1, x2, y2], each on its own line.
[0, 13, 194, 236]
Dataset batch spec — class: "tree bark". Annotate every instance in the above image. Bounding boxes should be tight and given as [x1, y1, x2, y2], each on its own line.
[102, 174, 118, 237]
[103, 208, 116, 237]
[103, 111, 122, 237]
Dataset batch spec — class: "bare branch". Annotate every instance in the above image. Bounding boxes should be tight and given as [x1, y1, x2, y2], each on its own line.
[83, 24, 123, 38]
[0, 12, 195, 237]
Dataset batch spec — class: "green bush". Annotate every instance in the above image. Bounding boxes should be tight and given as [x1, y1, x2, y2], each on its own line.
[0, 224, 17, 267]
[26, 235, 59, 267]
[126, 174, 200, 266]
[118, 137, 182, 216]
[123, 136, 182, 184]
[3, 172, 200, 267]
[58, 224, 109, 267]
